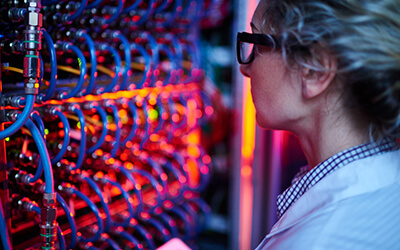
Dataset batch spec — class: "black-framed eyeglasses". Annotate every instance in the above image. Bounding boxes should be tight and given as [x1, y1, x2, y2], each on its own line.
[237, 32, 281, 64]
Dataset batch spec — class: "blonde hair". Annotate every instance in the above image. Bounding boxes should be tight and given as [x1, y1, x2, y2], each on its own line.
[262, 0, 400, 140]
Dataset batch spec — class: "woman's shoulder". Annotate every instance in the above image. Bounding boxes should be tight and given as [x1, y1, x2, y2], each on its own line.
[264, 180, 400, 250]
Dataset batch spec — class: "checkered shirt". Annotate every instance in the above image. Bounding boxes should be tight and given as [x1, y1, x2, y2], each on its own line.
[277, 138, 400, 219]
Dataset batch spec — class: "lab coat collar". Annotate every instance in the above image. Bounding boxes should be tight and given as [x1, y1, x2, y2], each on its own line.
[266, 149, 400, 238]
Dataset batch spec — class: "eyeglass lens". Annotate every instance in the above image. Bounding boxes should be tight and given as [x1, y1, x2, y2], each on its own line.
[240, 41, 254, 64]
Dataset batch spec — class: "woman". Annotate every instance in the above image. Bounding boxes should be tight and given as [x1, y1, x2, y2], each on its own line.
[237, 0, 400, 249]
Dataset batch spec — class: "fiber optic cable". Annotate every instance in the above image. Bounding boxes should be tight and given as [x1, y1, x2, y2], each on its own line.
[97, 44, 121, 94]
[110, 31, 130, 90]
[129, 43, 151, 89]
[56, 192, 77, 249]
[25, 118, 54, 193]
[165, 206, 195, 241]
[50, 109, 70, 164]
[157, 44, 178, 86]
[121, 0, 142, 13]
[28, 111, 45, 183]
[0, 94, 34, 140]
[128, 219, 156, 250]
[116, 165, 143, 215]
[154, 212, 179, 238]
[102, 177, 135, 227]
[131, 169, 164, 212]
[121, 101, 138, 145]
[106, 101, 121, 158]
[70, 105, 86, 170]
[128, 0, 155, 26]
[56, 42, 87, 99]
[141, 216, 171, 242]
[101, 234, 121, 250]
[66, 0, 88, 21]
[76, 30, 97, 95]
[80, 174, 112, 232]
[104, 0, 124, 25]
[86, 0, 103, 9]
[40, 29, 57, 102]
[86, 104, 108, 154]
[62, 186, 103, 243]
[116, 229, 143, 249]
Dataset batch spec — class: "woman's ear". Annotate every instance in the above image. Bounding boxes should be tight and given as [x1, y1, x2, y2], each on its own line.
[301, 53, 337, 99]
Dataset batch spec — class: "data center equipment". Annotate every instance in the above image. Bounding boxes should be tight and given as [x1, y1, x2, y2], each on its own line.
[0, 0, 216, 249]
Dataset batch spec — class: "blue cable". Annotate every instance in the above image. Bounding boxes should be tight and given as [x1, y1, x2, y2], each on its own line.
[57, 226, 66, 250]
[71, 187, 103, 243]
[188, 198, 211, 233]
[180, 202, 199, 235]
[158, 44, 178, 86]
[77, 30, 97, 96]
[28, 111, 45, 183]
[86, 105, 108, 154]
[31, 204, 66, 250]
[129, 43, 151, 89]
[121, 0, 142, 13]
[193, 145, 212, 192]
[129, 0, 155, 26]
[42, 0, 59, 5]
[58, 43, 87, 99]
[166, 206, 194, 241]
[86, 0, 102, 9]
[71, 106, 86, 170]
[140, 32, 159, 87]
[163, 34, 183, 82]
[116, 166, 143, 215]
[51, 109, 70, 164]
[0, 197, 11, 250]
[106, 102, 121, 158]
[162, 160, 187, 203]
[113, 32, 131, 90]
[131, 169, 164, 212]
[153, 0, 182, 27]
[129, 222, 156, 250]
[104, 0, 124, 24]
[139, 100, 150, 148]
[41, 29, 57, 102]
[56, 192, 77, 249]
[25, 118, 54, 193]
[31, 111, 45, 139]
[154, 0, 169, 13]
[122, 101, 138, 145]
[148, 157, 168, 189]
[155, 212, 179, 238]
[0, 94, 34, 140]
[81, 175, 111, 232]
[66, 0, 88, 21]
[103, 235, 121, 250]
[39, 53, 44, 88]
[105, 178, 135, 227]
[143, 217, 171, 242]
[98, 44, 121, 93]
[154, 96, 166, 134]
[118, 230, 143, 249]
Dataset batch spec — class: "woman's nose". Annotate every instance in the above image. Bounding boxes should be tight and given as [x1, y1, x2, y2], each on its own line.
[240, 64, 251, 78]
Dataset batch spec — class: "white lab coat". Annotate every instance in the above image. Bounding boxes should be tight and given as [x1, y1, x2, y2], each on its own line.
[256, 149, 400, 250]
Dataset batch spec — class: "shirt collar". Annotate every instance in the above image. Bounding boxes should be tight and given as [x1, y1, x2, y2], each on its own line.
[276, 138, 399, 219]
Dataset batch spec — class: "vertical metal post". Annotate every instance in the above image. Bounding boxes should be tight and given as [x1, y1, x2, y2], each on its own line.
[230, 0, 259, 249]
[0, 47, 12, 242]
